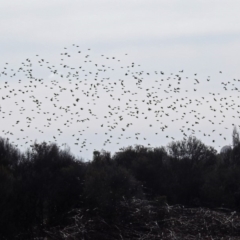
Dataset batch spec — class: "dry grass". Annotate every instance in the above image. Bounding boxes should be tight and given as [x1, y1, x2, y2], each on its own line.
[42, 198, 240, 240]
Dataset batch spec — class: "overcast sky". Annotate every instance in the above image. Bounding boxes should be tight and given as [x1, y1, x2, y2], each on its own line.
[1, 1, 240, 160]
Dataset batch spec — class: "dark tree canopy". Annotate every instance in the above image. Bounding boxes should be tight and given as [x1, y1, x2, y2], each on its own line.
[1, 135, 240, 239]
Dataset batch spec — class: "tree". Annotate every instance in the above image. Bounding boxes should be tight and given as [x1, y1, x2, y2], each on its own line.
[0, 136, 21, 169]
[84, 151, 143, 217]
[232, 125, 240, 148]
[167, 135, 217, 165]
[166, 136, 217, 205]
[11, 142, 85, 237]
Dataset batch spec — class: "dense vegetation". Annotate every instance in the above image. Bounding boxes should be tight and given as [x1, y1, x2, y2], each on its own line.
[1, 131, 240, 239]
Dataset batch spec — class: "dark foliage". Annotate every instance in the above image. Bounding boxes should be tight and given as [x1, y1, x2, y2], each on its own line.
[1, 135, 240, 239]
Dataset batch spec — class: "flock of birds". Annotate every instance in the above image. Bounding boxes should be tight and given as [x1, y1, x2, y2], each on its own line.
[0, 44, 240, 159]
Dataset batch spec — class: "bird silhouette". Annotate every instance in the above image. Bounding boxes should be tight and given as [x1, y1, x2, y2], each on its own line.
[0, 44, 237, 156]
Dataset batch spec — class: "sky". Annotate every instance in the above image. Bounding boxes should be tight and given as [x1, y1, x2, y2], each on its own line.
[1, 0, 240, 161]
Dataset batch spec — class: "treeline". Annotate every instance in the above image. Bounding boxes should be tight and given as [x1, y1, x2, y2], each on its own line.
[1, 135, 240, 239]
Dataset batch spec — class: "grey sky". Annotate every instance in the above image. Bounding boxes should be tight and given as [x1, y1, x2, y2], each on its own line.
[1, 1, 240, 160]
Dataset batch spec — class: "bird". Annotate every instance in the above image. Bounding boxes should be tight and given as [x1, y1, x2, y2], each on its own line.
[0, 44, 236, 157]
